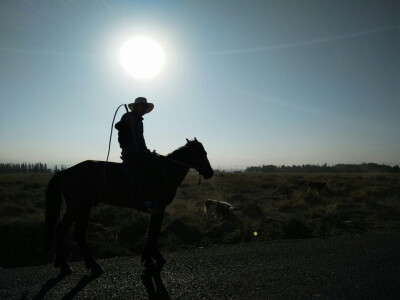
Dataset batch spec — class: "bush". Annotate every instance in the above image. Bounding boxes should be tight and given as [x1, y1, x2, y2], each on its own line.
[282, 217, 312, 239]
[222, 229, 250, 244]
[313, 217, 336, 238]
[117, 213, 149, 252]
[163, 219, 201, 245]
[207, 222, 235, 239]
[91, 205, 120, 227]
[0, 203, 29, 218]
[242, 203, 264, 220]
[275, 184, 293, 196]
[0, 214, 46, 267]
[303, 193, 324, 206]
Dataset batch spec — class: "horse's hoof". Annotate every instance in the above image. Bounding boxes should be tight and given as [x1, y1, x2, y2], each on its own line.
[60, 264, 73, 276]
[90, 264, 104, 279]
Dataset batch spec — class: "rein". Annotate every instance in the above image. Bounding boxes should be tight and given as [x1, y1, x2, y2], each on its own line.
[175, 173, 202, 200]
[163, 156, 202, 200]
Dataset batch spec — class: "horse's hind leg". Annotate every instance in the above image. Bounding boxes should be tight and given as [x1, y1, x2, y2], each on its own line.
[74, 210, 104, 278]
[55, 210, 74, 275]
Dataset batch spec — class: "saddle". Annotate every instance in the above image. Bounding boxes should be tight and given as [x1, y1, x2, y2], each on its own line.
[121, 157, 166, 214]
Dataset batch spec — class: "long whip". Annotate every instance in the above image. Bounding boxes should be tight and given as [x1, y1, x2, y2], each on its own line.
[106, 104, 128, 162]
[104, 104, 128, 191]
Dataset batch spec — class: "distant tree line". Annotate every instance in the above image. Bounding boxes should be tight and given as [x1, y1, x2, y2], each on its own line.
[0, 163, 67, 174]
[245, 163, 400, 173]
[53, 165, 67, 173]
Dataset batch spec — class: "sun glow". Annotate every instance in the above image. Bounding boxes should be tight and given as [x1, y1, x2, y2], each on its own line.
[119, 36, 165, 79]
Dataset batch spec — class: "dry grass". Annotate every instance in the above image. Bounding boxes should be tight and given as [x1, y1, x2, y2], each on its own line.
[1, 171, 399, 267]
[166, 172, 400, 240]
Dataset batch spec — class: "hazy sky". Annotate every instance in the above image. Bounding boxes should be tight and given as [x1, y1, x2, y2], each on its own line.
[1, 0, 399, 169]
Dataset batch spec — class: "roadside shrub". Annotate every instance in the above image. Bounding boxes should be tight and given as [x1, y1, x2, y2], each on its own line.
[281, 217, 312, 239]
[117, 213, 149, 252]
[242, 203, 264, 220]
[23, 183, 41, 189]
[163, 219, 201, 244]
[275, 184, 293, 197]
[31, 192, 45, 209]
[222, 229, 249, 244]
[309, 206, 326, 219]
[226, 194, 246, 203]
[276, 198, 305, 211]
[0, 203, 31, 218]
[303, 193, 324, 206]
[207, 222, 235, 239]
[314, 217, 336, 238]
[363, 186, 396, 198]
[373, 175, 386, 182]
[0, 214, 45, 267]
[91, 205, 121, 227]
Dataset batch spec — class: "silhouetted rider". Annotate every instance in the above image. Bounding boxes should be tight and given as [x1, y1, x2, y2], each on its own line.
[115, 97, 154, 166]
[115, 97, 162, 213]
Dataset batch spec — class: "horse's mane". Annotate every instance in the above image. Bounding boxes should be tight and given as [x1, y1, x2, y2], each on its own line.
[166, 145, 189, 160]
[165, 140, 202, 163]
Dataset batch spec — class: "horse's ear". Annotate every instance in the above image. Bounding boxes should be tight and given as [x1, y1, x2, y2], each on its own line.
[186, 138, 190, 143]
[194, 137, 197, 141]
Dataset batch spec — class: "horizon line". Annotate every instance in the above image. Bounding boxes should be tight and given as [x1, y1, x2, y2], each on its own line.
[1, 161, 399, 169]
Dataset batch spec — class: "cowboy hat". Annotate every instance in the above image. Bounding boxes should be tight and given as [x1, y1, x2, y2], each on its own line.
[128, 97, 154, 114]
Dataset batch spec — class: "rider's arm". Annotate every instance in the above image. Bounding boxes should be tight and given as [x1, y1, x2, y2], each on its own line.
[125, 114, 151, 158]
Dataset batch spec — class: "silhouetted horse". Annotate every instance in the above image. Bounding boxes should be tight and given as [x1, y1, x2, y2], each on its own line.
[45, 138, 213, 277]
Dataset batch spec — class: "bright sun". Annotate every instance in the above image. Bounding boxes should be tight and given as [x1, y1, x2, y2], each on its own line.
[119, 36, 165, 79]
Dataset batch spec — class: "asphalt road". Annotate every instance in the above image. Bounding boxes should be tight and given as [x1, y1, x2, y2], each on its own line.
[1, 233, 399, 299]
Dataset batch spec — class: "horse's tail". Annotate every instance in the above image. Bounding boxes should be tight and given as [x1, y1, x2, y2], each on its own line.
[45, 172, 62, 251]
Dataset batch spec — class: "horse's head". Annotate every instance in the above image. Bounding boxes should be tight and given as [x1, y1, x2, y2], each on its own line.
[185, 138, 214, 179]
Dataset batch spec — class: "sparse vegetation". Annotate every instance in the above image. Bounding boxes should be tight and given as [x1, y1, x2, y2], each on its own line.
[0, 171, 399, 267]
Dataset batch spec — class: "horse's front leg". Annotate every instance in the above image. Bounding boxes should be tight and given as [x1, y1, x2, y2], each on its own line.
[142, 211, 165, 272]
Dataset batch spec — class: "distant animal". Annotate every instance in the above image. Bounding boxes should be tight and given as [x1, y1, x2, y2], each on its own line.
[204, 199, 235, 219]
[307, 181, 328, 194]
[45, 139, 214, 277]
